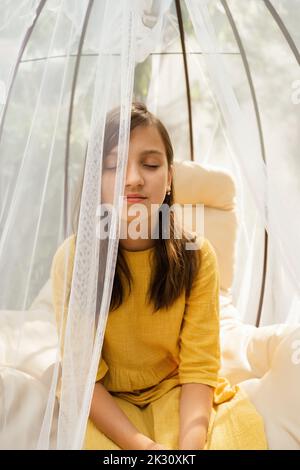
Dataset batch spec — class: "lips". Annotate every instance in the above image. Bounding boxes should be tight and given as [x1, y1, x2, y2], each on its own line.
[126, 194, 147, 199]
[125, 194, 147, 203]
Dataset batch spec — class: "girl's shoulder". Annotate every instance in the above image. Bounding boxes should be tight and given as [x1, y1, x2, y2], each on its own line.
[51, 234, 76, 281]
[200, 236, 217, 258]
[188, 232, 219, 273]
[188, 232, 217, 257]
[53, 234, 76, 260]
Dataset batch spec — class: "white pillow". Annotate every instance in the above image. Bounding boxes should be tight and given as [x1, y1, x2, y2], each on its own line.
[240, 326, 300, 450]
[0, 307, 58, 449]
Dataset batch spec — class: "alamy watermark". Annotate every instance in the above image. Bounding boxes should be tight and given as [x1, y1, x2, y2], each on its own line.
[96, 198, 204, 250]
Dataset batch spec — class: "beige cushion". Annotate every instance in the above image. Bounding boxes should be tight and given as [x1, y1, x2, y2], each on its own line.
[173, 161, 237, 293]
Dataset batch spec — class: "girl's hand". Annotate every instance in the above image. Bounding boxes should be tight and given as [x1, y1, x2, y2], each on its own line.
[179, 437, 207, 450]
[145, 441, 171, 450]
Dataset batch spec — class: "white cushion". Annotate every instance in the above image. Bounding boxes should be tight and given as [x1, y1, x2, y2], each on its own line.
[0, 305, 58, 449]
[241, 326, 300, 449]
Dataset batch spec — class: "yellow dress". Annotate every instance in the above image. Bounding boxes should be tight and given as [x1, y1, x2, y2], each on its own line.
[51, 235, 268, 450]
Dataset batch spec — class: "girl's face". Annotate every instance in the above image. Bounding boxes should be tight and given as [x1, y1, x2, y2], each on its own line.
[101, 124, 172, 227]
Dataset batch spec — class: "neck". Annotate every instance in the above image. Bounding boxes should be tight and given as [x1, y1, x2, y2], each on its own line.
[119, 216, 158, 251]
[119, 237, 155, 252]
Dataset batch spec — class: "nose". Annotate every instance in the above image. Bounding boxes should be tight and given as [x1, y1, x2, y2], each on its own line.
[125, 162, 144, 188]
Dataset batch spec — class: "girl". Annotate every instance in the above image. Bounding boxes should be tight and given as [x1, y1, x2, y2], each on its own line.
[51, 102, 267, 450]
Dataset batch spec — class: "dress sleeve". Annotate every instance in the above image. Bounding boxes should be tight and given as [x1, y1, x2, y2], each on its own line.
[178, 238, 220, 388]
[50, 235, 109, 389]
[96, 358, 109, 382]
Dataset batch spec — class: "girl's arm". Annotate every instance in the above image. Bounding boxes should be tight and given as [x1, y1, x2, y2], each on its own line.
[179, 383, 213, 450]
[90, 382, 158, 450]
[178, 240, 220, 450]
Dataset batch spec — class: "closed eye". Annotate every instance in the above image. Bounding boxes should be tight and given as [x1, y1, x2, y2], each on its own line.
[144, 164, 159, 168]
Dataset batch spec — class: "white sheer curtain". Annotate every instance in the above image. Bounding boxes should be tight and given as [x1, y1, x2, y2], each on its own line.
[0, 0, 299, 450]
[146, 0, 300, 325]
[184, 0, 300, 325]
[0, 0, 41, 125]
[0, 0, 174, 450]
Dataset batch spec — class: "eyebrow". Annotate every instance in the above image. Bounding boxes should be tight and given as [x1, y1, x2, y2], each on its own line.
[106, 149, 164, 158]
[139, 150, 164, 157]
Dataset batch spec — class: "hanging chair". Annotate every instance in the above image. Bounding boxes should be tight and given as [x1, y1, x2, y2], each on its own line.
[0, 0, 299, 449]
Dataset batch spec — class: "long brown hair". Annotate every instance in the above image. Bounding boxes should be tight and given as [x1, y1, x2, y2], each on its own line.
[102, 102, 201, 312]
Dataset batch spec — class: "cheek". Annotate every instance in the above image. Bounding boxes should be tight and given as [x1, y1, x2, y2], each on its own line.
[101, 173, 116, 204]
[147, 172, 168, 204]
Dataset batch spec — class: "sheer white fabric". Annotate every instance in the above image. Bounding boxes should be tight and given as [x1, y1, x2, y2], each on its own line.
[0, 0, 299, 449]
[0, 1, 41, 123]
